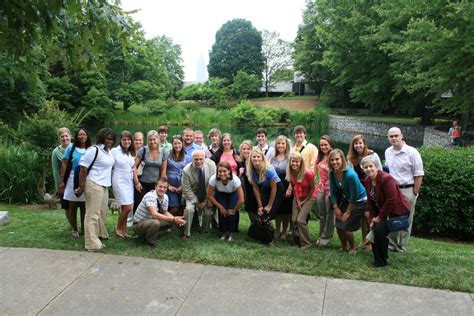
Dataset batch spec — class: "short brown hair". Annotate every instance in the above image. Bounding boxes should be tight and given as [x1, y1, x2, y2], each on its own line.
[293, 125, 306, 134]
[158, 125, 168, 133]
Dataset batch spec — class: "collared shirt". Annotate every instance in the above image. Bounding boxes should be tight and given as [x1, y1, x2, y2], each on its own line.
[384, 143, 424, 185]
[134, 190, 169, 222]
[183, 143, 199, 160]
[79, 144, 115, 187]
[253, 144, 275, 161]
[292, 140, 318, 170]
[160, 141, 172, 153]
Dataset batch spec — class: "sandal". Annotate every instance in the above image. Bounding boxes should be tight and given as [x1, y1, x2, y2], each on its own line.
[71, 230, 79, 238]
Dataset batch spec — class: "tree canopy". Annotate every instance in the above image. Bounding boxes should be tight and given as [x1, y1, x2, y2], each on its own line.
[293, 0, 474, 121]
[0, 1, 184, 123]
[208, 19, 264, 83]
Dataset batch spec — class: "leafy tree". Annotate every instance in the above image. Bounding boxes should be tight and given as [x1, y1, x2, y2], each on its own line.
[0, 0, 131, 71]
[106, 31, 174, 111]
[208, 19, 264, 83]
[261, 30, 293, 97]
[293, 0, 332, 93]
[230, 71, 261, 100]
[378, 0, 474, 116]
[153, 35, 184, 93]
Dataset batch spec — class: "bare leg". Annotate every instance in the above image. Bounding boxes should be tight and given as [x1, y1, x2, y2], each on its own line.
[79, 202, 86, 235]
[276, 216, 282, 237]
[359, 211, 369, 247]
[336, 228, 348, 251]
[345, 231, 356, 254]
[116, 204, 132, 237]
[281, 214, 290, 239]
[68, 201, 79, 235]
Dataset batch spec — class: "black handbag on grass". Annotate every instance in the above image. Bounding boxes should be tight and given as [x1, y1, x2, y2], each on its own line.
[248, 214, 274, 244]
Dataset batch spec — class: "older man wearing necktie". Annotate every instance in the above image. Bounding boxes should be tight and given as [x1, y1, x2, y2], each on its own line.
[181, 150, 216, 240]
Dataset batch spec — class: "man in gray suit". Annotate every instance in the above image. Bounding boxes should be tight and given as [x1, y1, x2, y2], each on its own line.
[181, 150, 216, 240]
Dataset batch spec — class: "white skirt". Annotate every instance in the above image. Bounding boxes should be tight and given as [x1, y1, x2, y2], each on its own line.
[112, 170, 134, 205]
[63, 170, 85, 202]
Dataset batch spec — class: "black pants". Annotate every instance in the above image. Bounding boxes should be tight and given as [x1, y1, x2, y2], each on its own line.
[133, 181, 155, 213]
[372, 219, 389, 267]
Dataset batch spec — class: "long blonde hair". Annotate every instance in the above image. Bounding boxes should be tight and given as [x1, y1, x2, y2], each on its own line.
[286, 151, 306, 183]
[247, 149, 272, 184]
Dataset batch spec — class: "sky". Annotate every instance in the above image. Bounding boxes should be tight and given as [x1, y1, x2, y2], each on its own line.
[120, 0, 307, 82]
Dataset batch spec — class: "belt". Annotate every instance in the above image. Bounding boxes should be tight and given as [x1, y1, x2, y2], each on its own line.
[398, 184, 414, 189]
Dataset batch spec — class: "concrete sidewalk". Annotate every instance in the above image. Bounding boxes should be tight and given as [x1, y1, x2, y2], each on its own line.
[0, 247, 472, 315]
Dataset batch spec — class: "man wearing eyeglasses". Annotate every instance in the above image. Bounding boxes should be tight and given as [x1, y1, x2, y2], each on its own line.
[384, 127, 424, 253]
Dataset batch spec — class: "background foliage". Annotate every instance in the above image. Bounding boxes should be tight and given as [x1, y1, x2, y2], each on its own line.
[416, 147, 474, 240]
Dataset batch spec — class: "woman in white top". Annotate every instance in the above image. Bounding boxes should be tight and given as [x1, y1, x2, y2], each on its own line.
[112, 131, 136, 238]
[76, 128, 116, 252]
[207, 161, 244, 241]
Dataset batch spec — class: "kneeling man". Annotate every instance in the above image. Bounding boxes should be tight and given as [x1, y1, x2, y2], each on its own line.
[133, 178, 186, 246]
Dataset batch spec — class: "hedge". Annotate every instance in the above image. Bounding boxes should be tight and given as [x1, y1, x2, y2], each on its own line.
[415, 146, 474, 240]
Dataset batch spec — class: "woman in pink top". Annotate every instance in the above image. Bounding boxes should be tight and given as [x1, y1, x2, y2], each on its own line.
[210, 133, 241, 175]
[286, 152, 317, 249]
[314, 135, 335, 246]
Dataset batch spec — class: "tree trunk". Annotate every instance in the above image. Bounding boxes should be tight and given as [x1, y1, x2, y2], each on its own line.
[123, 100, 131, 112]
[420, 96, 434, 126]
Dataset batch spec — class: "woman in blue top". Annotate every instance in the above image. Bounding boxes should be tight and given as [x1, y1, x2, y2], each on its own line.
[59, 128, 91, 237]
[247, 149, 284, 221]
[166, 135, 192, 215]
[328, 149, 368, 254]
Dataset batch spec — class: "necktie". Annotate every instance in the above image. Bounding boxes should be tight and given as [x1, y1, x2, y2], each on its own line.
[197, 167, 206, 202]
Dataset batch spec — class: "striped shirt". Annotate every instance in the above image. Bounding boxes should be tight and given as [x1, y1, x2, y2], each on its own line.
[133, 190, 169, 222]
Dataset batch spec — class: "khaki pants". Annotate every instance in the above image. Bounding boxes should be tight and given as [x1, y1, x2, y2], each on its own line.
[133, 219, 170, 245]
[388, 187, 418, 251]
[84, 179, 109, 250]
[183, 201, 213, 237]
[292, 196, 317, 248]
[317, 191, 334, 245]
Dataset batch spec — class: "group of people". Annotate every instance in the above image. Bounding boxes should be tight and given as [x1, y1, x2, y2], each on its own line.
[51, 124, 424, 268]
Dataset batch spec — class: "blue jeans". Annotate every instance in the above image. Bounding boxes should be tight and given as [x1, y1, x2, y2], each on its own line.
[215, 191, 238, 233]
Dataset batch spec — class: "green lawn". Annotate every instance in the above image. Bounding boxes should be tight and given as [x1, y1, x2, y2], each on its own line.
[1, 204, 472, 292]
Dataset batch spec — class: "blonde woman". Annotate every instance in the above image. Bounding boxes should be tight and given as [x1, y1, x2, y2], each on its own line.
[52, 127, 71, 210]
[239, 140, 258, 222]
[328, 149, 368, 254]
[286, 152, 317, 249]
[247, 149, 284, 221]
[133, 130, 168, 209]
[269, 135, 292, 239]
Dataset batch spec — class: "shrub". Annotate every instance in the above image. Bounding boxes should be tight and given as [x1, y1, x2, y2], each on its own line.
[415, 147, 474, 240]
[280, 92, 296, 98]
[230, 71, 260, 100]
[231, 100, 257, 125]
[0, 142, 43, 203]
[145, 99, 170, 115]
[290, 106, 328, 130]
[176, 84, 202, 100]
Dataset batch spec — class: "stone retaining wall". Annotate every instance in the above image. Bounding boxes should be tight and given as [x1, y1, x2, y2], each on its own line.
[328, 115, 447, 147]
